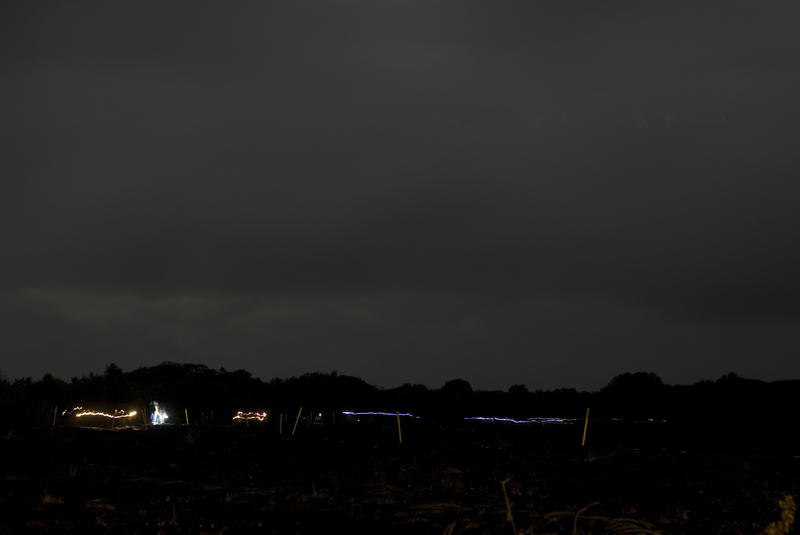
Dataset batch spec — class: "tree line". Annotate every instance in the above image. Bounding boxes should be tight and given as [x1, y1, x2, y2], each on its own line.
[0, 364, 797, 431]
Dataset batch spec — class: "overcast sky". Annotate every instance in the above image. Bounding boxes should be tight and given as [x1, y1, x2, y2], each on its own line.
[2, 1, 799, 390]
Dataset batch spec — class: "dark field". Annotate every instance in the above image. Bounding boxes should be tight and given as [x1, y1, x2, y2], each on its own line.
[2, 420, 798, 534]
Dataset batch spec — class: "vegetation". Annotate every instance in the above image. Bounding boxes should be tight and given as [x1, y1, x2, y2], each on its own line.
[0, 364, 797, 436]
[0, 365, 797, 533]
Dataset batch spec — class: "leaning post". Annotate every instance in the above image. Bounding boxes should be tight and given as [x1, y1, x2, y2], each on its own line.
[581, 407, 590, 447]
[292, 407, 303, 436]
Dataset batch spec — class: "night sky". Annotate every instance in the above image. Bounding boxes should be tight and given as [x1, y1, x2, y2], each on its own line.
[2, 2, 799, 390]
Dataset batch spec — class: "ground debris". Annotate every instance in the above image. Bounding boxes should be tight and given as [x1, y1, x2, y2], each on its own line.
[1, 425, 795, 534]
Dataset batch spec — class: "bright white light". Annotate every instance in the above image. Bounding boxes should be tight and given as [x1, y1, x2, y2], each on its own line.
[150, 402, 169, 425]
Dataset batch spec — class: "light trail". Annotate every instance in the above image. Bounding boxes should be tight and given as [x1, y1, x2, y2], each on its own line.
[232, 411, 269, 422]
[62, 406, 138, 419]
[74, 409, 138, 419]
[464, 416, 576, 425]
[342, 411, 420, 419]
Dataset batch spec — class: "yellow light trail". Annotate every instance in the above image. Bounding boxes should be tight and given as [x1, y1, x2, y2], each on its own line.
[74, 409, 138, 419]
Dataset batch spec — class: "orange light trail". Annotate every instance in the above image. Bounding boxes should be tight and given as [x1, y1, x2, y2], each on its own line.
[232, 411, 269, 422]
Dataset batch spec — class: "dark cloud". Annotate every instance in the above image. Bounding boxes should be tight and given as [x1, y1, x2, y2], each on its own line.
[2, 1, 800, 389]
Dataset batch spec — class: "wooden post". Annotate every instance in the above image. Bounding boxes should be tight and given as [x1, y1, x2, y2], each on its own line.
[52, 406, 58, 427]
[292, 407, 303, 436]
[501, 477, 517, 534]
[279, 413, 284, 434]
[396, 411, 403, 444]
[581, 407, 590, 447]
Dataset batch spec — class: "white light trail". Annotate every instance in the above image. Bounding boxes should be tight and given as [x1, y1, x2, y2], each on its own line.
[464, 416, 575, 424]
[342, 411, 420, 419]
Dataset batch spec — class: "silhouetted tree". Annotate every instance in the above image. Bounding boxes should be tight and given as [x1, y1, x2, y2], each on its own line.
[600, 372, 666, 419]
[508, 384, 528, 395]
[602, 372, 664, 394]
[438, 379, 474, 420]
[442, 378, 473, 395]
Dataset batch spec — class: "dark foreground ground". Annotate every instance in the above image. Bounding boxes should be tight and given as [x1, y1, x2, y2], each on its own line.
[1, 419, 798, 534]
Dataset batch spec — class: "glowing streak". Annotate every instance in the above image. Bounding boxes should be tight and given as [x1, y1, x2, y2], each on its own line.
[396, 411, 403, 444]
[292, 407, 303, 436]
[75, 410, 138, 419]
[464, 416, 575, 424]
[581, 407, 590, 446]
[232, 411, 269, 422]
[342, 411, 420, 419]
